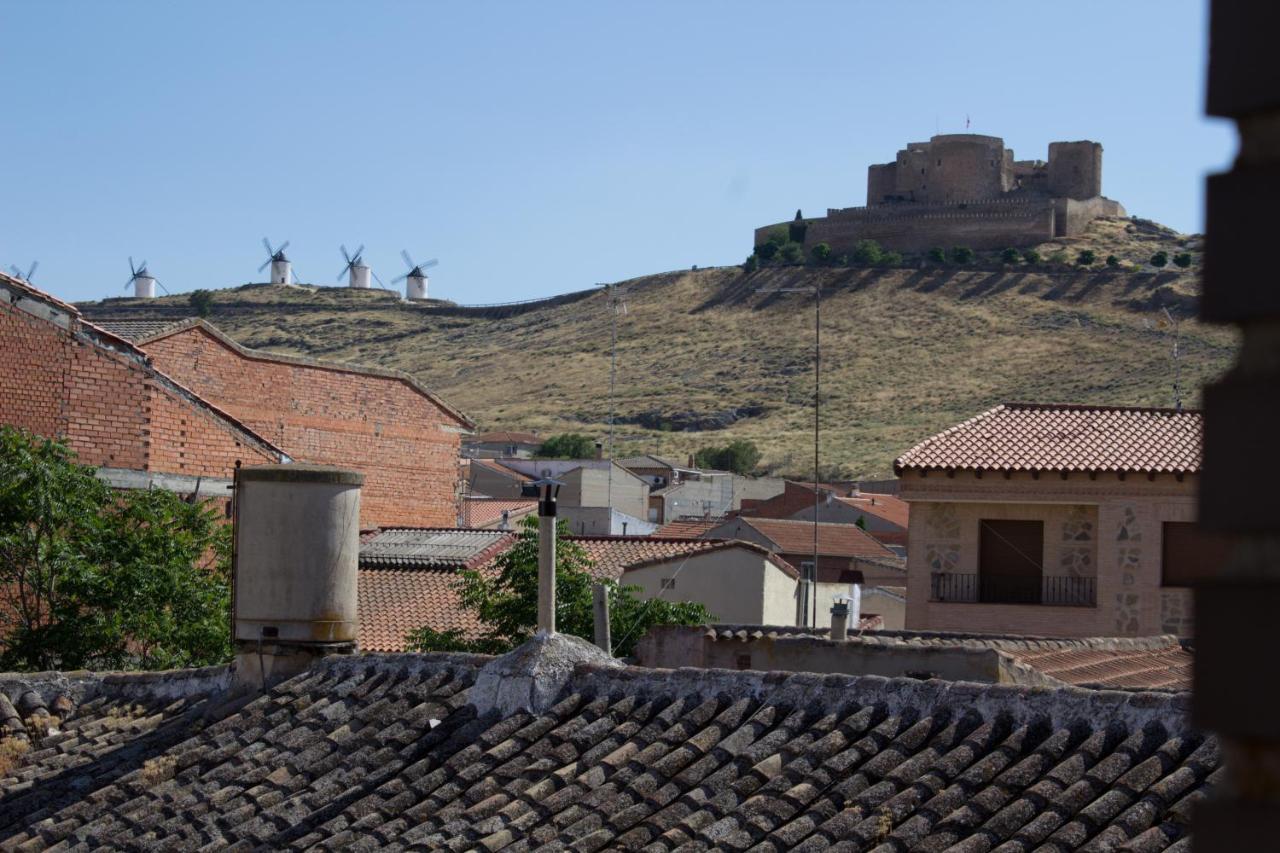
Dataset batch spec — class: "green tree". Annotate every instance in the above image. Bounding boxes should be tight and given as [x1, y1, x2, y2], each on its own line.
[743, 253, 760, 272]
[1000, 247, 1021, 265]
[188, 289, 214, 318]
[878, 250, 903, 267]
[406, 518, 712, 657]
[1106, 254, 1121, 267]
[1150, 251, 1169, 268]
[535, 433, 597, 459]
[1077, 249, 1097, 266]
[1048, 250, 1070, 265]
[950, 246, 974, 264]
[0, 427, 232, 672]
[1022, 249, 1042, 265]
[756, 242, 779, 261]
[851, 240, 883, 266]
[1173, 252, 1193, 268]
[927, 247, 947, 264]
[693, 439, 762, 475]
[788, 210, 807, 244]
[810, 242, 832, 263]
[780, 243, 804, 264]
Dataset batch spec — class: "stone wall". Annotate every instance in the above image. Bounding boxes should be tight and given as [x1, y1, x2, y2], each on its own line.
[800, 199, 1057, 253]
[1048, 141, 1103, 200]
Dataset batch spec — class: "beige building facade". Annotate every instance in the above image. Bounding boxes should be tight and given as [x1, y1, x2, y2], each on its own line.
[620, 545, 799, 626]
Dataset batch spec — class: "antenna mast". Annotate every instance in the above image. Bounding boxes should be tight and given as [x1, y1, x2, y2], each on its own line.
[1162, 307, 1183, 411]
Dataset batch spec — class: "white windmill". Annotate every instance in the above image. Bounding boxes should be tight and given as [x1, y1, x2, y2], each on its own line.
[337, 244, 382, 289]
[125, 257, 166, 299]
[393, 250, 438, 301]
[259, 237, 298, 285]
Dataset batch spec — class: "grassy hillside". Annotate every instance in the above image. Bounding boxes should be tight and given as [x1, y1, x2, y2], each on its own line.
[79, 220, 1233, 479]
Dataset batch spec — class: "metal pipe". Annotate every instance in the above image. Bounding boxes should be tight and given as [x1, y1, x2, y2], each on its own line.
[593, 583, 611, 654]
[537, 513, 556, 634]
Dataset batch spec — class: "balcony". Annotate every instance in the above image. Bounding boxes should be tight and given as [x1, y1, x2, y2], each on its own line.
[930, 572, 1096, 607]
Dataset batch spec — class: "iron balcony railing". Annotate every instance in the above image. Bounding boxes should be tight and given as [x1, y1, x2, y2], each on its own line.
[929, 572, 1096, 607]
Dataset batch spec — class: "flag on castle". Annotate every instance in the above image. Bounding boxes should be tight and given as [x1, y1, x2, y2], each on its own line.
[966, 114, 971, 129]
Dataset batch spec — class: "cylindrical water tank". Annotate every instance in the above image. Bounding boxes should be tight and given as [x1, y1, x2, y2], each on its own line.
[133, 275, 156, 299]
[270, 258, 292, 285]
[350, 265, 372, 289]
[406, 273, 428, 300]
[233, 464, 363, 645]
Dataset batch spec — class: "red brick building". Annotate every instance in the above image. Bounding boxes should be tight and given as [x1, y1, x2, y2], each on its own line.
[94, 319, 474, 528]
[1, 274, 285, 497]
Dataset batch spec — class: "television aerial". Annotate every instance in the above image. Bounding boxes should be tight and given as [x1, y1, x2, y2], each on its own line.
[7, 261, 38, 282]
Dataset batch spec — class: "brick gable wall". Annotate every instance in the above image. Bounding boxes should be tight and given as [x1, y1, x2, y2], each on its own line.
[143, 327, 463, 527]
[1, 299, 276, 477]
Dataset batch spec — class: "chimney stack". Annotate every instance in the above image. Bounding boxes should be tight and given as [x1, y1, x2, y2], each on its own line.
[595, 441, 604, 461]
[830, 600, 849, 641]
[232, 464, 363, 691]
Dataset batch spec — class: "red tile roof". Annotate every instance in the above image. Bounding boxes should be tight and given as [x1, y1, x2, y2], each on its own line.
[359, 528, 515, 570]
[711, 517, 897, 559]
[654, 517, 726, 538]
[357, 568, 485, 651]
[568, 536, 724, 582]
[621, 540, 799, 579]
[469, 458, 534, 482]
[1009, 643, 1192, 690]
[894, 403, 1202, 475]
[462, 498, 537, 529]
[835, 493, 910, 530]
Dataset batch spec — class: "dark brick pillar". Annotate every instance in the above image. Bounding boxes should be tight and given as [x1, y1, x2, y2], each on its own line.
[1193, 3, 1280, 849]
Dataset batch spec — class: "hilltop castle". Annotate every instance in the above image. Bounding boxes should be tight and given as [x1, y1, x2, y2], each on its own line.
[755, 134, 1126, 255]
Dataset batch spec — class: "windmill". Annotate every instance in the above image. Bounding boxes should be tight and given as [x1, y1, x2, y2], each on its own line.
[393, 250, 438, 300]
[125, 257, 166, 299]
[7, 261, 38, 282]
[259, 237, 296, 285]
[337, 244, 382, 289]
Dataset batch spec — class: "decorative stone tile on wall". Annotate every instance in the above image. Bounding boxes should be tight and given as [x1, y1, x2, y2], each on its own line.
[1115, 592, 1141, 634]
[1060, 506, 1095, 578]
[1116, 506, 1141, 543]
[1063, 506, 1095, 543]
[1161, 589, 1194, 637]
[1060, 547, 1093, 577]
[1113, 504, 1143, 634]
[926, 503, 961, 539]
[926, 544, 960, 573]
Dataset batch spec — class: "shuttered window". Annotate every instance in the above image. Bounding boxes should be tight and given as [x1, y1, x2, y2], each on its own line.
[1162, 522, 1234, 587]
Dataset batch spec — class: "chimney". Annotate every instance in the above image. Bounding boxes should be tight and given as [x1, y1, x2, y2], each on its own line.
[499, 509, 510, 531]
[688, 454, 695, 468]
[595, 441, 604, 461]
[830, 600, 849, 641]
[232, 464, 364, 691]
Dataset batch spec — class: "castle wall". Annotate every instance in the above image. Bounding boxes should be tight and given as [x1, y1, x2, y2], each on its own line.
[894, 145, 930, 201]
[867, 163, 898, 205]
[1048, 141, 1103, 200]
[1053, 195, 1126, 237]
[926, 135, 1006, 204]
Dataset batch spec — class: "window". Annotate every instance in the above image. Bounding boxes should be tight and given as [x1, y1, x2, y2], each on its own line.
[978, 520, 1044, 603]
[1162, 522, 1234, 587]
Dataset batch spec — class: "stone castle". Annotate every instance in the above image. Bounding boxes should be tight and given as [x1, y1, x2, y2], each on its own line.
[755, 134, 1126, 255]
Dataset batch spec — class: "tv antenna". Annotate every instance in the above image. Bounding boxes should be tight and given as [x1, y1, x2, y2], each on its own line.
[1159, 307, 1183, 411]
[8, 261, 38, 282]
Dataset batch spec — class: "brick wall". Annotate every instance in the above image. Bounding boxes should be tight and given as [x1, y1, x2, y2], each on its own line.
[143, 326, 466, 527]
[1, 294, 276, 478]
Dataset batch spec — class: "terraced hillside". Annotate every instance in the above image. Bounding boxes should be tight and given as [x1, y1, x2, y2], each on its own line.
[78, 220, 1233, 478]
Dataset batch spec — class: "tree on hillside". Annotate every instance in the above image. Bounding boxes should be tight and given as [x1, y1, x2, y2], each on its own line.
[0, 427, 232, 672]
[535, 433, 596, 459]
[851, 240, 883, 266]
[1077, 249, 1097, 266]
[1048, 250, 1070, 266]
[927, 247, 947, 264]
[1150, 251, 1169, 268]
[1106, 254, 1121, 267]
[950, 246, 974, 264]
[789, 210, 808, 244]
[878, 250, 904, 267]
[780, 243, 804, 264]
[756, 242, 779, 261]
[1000, 248, 1021, 265]
[693, 439, 761, 475]
[1022, 249, 1041, 265]
[810, 242, 832, 263]
[743, 254, 760, 272]
[188, 289, 214, 317]
[406, 517, 712, 657]
[1173, 252, 1193, 268]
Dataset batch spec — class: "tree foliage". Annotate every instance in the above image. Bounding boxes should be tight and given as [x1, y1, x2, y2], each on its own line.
[535, 433, 596, 459]
[927, 247, 947, 263]
[1022, 249, 1041, 265]
[850, 240, 883, 266]
[779, 243, 804, 264]
[1150, 251, 1169, 268]
[950, 246, 974, 264]
[405, 518, 712, 658]
[188, 289, 215, 318]
[1173, 252, 1193, 269]
[693, 439, 762, 475]
[1077, 249, 1097, 266]
[742, 253, 760, 272]
[0, 427, 232, 672]
[1106, 254, 1121, 267]
[1000, 248, 1021, 265]
[810, 242, 832, 263]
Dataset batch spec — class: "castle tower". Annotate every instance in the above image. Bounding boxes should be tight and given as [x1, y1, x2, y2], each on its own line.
[925, 134, 1007, 203]
[1047, 141, 1103, 200]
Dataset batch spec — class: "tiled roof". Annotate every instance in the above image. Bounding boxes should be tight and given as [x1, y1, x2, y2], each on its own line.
[0, 654, 1215, 850]
[711, 517, 898, 559]
[618, 454, 684, 471]
[569, 535, 723, 581]
[654, 517, 726, 538]
[358, 567, 484, 650]
[359, 527, 515, 569]
[836, 492, 910, 529]
[621, 540, 799, 579]
[91, 317, 192, 341]
[469, 457, 534, 481]
[894, 402, 1203, 475]
[462, 497, 537, 529]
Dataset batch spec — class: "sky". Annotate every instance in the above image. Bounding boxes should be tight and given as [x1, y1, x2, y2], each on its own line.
[1, 0, 1233, 304]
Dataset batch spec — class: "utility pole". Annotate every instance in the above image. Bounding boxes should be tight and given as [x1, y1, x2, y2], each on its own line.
[757, 282, 824, 627]
[601, 283, 625, 517]
[1161, 307, 1183, 411]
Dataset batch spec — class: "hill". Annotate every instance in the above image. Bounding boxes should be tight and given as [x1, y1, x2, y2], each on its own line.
[78, 220, 1233, 479]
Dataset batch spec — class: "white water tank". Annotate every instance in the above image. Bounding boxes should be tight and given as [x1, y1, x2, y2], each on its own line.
[233, 464, 363, 646]
[406, 273, 428, 300]
[270, 258, 293, 285]
[132, 275, 156, 299]
[349, 264, 372, 289]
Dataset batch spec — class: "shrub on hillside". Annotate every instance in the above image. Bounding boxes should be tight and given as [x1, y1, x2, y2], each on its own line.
[1000, 248, 1021, 265]
[535, 433, 596, 459]
[756, 242, 779, 261]
[1173, 252, 1193, 268]
[851, 240, 884, 266]
[810, 242, 832, 263]
[950, 246, 974, 264]
[1150, 251, 1169, 268]
[878, 250, 903, 267]
[1048, 250, 1070, 266]
[780, 243, 804, 264]
[743, 254, 759, 272]
[927, 247, 947, 264]
[694, 439, 761, 475]
[1022, 249, 1041, 265]
[1077, 249, 1097, 266]
[1106, 254, 1121, 267]
[188, 289, 214, 317]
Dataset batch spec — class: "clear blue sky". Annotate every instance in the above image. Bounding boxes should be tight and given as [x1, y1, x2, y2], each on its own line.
[1, 0, 1232, 304]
